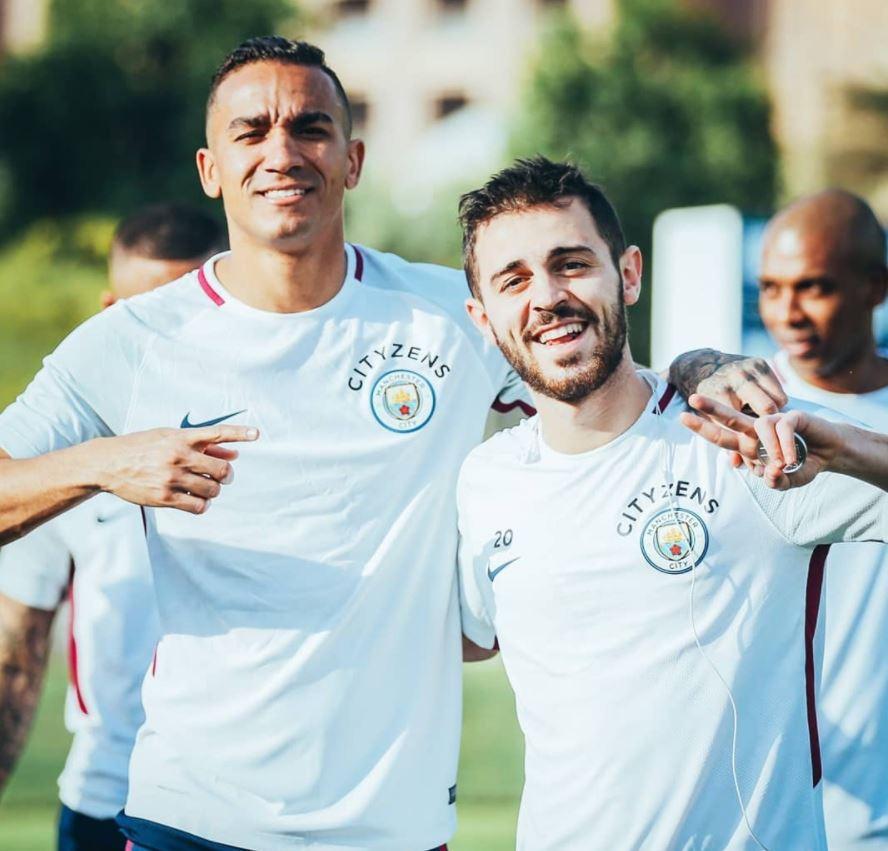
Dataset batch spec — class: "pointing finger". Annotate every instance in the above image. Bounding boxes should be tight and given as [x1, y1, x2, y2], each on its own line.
[186, 425, 259, 446]
[688, 395, 757, 436]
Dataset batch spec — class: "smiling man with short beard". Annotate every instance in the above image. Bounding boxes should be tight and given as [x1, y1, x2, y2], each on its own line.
[456, 157, 888, 851]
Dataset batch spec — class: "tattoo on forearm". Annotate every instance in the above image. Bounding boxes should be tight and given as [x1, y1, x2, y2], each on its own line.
[0, 602, 53, 795]
[669, 349, 745, 400]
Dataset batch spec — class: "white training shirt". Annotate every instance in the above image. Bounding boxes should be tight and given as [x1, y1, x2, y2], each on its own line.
[773, 349, 888, 849]
[458, 376, 888, 851]
[0, 496, 157, 819]
[0, 245, 527, 850]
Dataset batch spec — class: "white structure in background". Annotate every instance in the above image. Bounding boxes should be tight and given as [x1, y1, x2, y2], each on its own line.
[303, 0, 613, 210]
[0, 0, 48, 53]
[651, 205, 744, 370]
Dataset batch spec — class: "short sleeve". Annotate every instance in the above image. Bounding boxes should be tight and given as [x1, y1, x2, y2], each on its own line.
[0, 305, 142, 458]
[0, 519, 71, 610]
[457, 464, 498, 650]
[745, 470, 888, 549]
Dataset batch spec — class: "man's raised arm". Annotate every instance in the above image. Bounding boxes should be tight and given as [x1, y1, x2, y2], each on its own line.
[681, 394, 888, 492]
[0, 425, 257, 545]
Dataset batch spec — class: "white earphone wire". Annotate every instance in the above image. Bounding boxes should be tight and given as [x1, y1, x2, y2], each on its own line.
[653, 383, 770, 851]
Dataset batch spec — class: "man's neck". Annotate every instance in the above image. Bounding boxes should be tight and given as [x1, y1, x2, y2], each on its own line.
[215, 227, 348, 314]
[534, 353, 652, 454]
[790, 344, 888, 395]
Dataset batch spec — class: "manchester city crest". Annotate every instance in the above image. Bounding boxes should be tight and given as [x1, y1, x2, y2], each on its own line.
[640, 507, 709, 574]
[370, 369, 436, 433]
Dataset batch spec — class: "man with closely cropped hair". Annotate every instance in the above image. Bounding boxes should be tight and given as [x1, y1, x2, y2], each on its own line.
[757, 189, 888, 849]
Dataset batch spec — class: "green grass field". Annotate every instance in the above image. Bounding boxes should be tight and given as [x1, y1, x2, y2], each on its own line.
[0, 654, 523, 850]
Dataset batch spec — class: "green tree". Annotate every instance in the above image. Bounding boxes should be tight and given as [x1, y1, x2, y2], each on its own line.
[512, 0, 778, 362]
[0, 0, 297, 236]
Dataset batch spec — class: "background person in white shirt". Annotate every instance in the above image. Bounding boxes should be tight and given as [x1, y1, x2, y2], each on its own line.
[756, 191, 888, 850]
[455, 156, 888, 850]
[0, 202, 224, 851]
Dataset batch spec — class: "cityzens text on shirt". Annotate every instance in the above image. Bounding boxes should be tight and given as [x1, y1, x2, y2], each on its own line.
[615, 480, 720, 537]
[347, 342, 452, 391]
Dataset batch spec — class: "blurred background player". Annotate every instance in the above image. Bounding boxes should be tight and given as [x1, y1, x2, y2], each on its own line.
[757, 189, 888, 849]
[0, 202, 224, 851]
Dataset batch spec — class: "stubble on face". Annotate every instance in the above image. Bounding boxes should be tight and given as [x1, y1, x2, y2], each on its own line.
[492, 283, 628, 403]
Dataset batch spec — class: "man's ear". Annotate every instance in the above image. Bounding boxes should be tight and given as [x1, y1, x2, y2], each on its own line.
[866, 267, 888, 310]
[465, 296, 496, 345]
[100, 290, 116, 310]
[620, 245, 643, 306]
[196, 148, 221, 199]
[345, 139, 365, 190]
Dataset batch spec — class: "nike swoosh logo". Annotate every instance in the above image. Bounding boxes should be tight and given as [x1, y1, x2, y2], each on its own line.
[487, 556, 521, 582]
[180, 409, 246, 429]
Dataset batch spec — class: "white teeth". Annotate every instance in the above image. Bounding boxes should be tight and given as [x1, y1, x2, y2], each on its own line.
[264, 188, 306, 199]
[538, 322, 585, 344]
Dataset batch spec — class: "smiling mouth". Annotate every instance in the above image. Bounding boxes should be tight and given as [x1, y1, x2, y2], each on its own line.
[260, 187, 313, 201]
[532, 321, 589, 346]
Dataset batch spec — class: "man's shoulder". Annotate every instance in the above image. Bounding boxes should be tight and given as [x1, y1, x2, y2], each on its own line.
[112, 270, 207, 329]
[354, 244, 468, 314]
[76, 271, 203, 342]
[461, 418, 536, 482]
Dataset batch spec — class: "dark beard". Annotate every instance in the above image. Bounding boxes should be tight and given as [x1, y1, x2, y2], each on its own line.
[493, 294, 628, 403]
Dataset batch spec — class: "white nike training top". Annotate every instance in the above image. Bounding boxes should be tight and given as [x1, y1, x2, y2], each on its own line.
[0, 496, 157, 819]
[0, 245, 527, 850]
[458, 377, 888, 851]
[773, 350, 888, 850]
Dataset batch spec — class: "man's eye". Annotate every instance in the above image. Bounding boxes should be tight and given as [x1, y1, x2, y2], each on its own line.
[502, 277, 523, 290]
[299, 126, 328, 137]
[235, 131, 262, 142]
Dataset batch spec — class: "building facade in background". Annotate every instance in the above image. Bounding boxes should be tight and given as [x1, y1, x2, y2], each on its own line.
[0, 0, 47, 54]
[765, 0, 888, 214]
[301, 0, 612, 211]
[2, 0, 887, 216]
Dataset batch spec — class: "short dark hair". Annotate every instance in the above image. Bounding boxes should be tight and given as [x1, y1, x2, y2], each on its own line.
[207, 36, 353, 137]
[113, 203, 226, 261]
[459, 156, 627, 297]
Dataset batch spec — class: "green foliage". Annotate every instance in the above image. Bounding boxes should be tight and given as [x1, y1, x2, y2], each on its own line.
[0, 216, 112, 406]
[0, 0, 296, 237]
[346, 179, 466, 269]
[512, 0, 778, 361]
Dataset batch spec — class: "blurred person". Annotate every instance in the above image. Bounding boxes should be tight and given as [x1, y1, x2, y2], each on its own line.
[0, 39, 773, 851]
[757, 190, 888, 849]
[0, 202, 223, 851]
[456, 157, 888, 850]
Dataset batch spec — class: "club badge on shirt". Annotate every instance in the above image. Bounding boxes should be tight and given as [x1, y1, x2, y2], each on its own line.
[371, 370, 436, 433]
[640, 507, 709, 575]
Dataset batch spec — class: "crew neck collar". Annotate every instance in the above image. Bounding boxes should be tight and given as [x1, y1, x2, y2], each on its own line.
[532, 371, 671, 465]
[196, 243, 364, 320]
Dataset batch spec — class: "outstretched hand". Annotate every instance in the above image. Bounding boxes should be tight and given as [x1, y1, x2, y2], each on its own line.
[96, 425, 259, 513]
[680, 395, 840, 490]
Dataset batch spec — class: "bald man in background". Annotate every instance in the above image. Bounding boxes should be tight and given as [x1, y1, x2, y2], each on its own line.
[758, 189, 888, 849]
